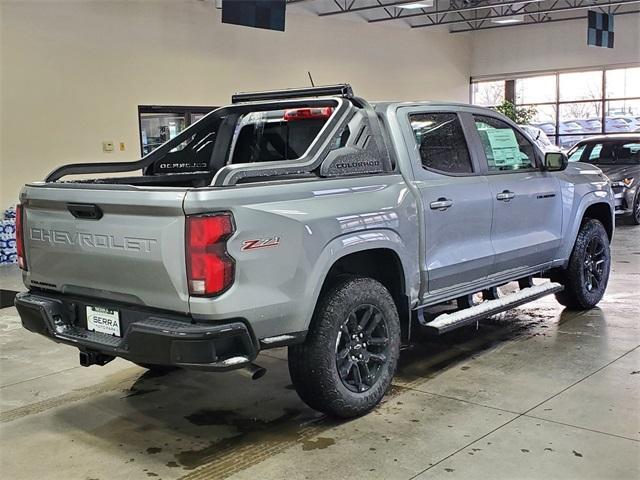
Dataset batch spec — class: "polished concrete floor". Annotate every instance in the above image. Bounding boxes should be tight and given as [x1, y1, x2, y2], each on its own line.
[1, 223, 638, 480]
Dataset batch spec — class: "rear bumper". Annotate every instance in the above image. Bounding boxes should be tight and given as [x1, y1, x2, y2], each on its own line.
[15, 291, 258, 371]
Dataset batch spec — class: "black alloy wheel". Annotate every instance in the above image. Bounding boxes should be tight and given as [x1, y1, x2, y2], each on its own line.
[335, 305, 390, 393]
[554, 219, 610, 310]
[583, 236, 606, 293]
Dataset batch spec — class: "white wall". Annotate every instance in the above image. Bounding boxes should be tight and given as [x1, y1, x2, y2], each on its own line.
[0, 0, 471, 208]
[471, 13, 640, 78]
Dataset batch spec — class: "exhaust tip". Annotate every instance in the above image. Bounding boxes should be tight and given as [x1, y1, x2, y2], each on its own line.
[251, 366, 267, 380]
[238, 362, 266, 380]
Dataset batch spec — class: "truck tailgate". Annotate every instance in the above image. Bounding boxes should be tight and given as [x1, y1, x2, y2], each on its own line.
[20, 184, 190, 313]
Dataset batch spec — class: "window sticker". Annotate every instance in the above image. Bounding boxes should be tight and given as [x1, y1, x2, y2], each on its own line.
[478, 128, 522, 168]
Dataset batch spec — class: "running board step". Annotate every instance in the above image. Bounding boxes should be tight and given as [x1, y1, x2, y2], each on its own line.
[421, 282, 563, 335]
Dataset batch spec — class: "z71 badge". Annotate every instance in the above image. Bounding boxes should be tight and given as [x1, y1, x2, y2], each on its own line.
[241, 237, 280, 251]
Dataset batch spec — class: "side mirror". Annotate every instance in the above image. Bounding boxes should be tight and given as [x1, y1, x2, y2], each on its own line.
[543, 151, 568, 171]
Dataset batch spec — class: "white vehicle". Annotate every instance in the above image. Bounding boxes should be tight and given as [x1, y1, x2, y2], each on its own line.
[520, 125, 561, 152]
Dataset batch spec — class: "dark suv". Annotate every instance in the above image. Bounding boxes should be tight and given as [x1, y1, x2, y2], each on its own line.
[569, 135, 640, 225]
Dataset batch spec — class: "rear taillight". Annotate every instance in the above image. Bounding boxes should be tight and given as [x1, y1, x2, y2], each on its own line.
[186, 213, 235, 296]
[283, 107, 334, 121]
[16, 204, 27, 271]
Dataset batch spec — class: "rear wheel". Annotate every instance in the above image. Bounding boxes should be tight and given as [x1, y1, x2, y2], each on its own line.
[554, 219, 611, 309]
[288, 276, 400, 418]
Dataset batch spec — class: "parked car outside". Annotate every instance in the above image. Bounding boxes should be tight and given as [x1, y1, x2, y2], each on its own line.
[568, 134, 640, 224]
[604, 117, 632, 133]
[573, 118, 602, 134]
[617, 116, 640, 132]
[536, 121, 582, 149]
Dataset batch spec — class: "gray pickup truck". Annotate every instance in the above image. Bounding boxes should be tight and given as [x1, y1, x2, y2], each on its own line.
[15, 85, 614, 418]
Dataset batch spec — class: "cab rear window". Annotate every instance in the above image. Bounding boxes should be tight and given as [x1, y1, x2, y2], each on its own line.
[148, 104, 335, 175]
[229, 107, 333, 164]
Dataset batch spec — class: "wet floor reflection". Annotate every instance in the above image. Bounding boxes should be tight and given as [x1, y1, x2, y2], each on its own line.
[44, 302, 590, 477]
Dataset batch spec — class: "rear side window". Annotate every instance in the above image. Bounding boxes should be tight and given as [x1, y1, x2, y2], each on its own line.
[410, 113, 473, 174]
[229, 107, 333, 164]
[474, 115, 536, 172]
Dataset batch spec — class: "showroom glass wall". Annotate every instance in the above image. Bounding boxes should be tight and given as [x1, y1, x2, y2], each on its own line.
[471, 65, 640, 149]
[138, 105, 215, 156]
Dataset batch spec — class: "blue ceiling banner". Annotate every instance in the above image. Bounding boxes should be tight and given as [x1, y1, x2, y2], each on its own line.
[587, 10, 614, 48]
[222, 0, 286, 32]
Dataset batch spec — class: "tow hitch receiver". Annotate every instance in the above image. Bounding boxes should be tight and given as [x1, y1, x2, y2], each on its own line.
[79, 350, 115, 367]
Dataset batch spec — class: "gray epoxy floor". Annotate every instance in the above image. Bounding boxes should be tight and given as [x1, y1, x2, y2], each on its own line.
[0, 224, 638, 480]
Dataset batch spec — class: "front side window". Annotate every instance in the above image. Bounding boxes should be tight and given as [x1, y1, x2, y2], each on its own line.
[474, 115, 536, 172]
[410, 113, 473, 174]
[583, 141, 640, 165]
[568, 143, 587, 162]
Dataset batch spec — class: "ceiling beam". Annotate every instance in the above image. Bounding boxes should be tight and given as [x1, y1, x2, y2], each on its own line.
[318, 0, 437, 17]
[408, 0, 640, 28]
[449, 8, 639, 31]
[369, 0, 547, 23]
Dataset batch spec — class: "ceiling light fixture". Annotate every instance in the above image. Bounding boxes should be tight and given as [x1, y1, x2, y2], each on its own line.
[491, 15, 525, 24]
[397, 1, 434, 9]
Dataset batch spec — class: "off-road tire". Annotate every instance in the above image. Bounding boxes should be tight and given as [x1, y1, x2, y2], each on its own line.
[554, 219, 611, 310]
[628, 192, 640, 225]
[288, 276, 401, 418]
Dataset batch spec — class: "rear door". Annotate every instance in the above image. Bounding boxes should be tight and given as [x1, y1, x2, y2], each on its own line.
[400, 108, 494, 297]
[468, 113, 563, 274]
[21, 184, 190, 313]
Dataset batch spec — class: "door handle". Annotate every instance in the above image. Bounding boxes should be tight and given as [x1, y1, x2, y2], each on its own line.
[429, 198, 453, 211]
[496, 190, 515, 202]
[67, 203, 103, 220]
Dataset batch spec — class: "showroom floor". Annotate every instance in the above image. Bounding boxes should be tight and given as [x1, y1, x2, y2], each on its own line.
[0, 223, 638, 480]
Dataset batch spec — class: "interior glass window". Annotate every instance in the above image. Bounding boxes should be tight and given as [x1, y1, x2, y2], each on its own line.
[409, 113, 473, 174]
[473, 115, 536, 172]
[515, 75, 556, 104]
[605, 67, 640, 98]
[471, 80, 505, 107]
[559, 70, 603, 102]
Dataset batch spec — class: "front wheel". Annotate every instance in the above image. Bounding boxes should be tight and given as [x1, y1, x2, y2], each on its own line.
[629, 193, 640, 225]
[288, 276, 401, 418]
[555, 219, 611, 310]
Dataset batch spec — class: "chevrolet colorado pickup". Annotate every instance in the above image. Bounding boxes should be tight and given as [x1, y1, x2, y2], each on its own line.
[15, 85, 614, 418]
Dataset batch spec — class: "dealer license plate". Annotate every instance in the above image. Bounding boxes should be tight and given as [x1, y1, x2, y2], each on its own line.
[86, 306, 121, 337]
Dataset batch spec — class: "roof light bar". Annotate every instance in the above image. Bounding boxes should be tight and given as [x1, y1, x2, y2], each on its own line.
[231, 84, 353, 104]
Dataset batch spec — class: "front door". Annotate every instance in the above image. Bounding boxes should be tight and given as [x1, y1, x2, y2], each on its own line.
[470, 114, 563, 274]
[402, 110, 495, 297]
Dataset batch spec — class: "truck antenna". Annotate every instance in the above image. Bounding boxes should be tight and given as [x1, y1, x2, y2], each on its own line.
[307, 71, 315, 87]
